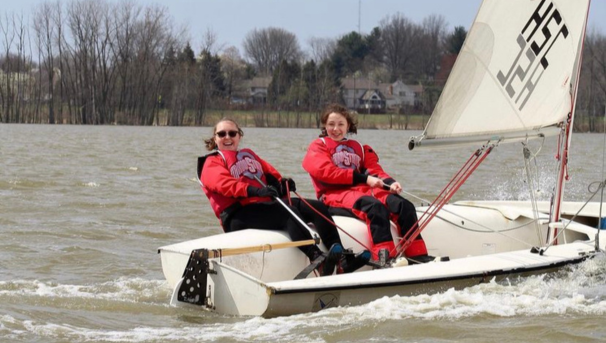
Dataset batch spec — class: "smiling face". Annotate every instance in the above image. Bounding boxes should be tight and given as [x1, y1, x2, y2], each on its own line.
[324, 112, 350, 141]
[214, 120, 241, 151]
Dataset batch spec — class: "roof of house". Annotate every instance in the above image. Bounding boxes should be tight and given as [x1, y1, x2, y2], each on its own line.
[360, 90, 385, 100]
[248, 76, 272, 88]
[341, 77, 377, 90]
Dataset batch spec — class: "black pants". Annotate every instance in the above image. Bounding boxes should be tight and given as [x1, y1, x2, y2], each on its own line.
[288, 197, 342, 249]
[224, 199, 340, 259]
[351, 194, 420, 244]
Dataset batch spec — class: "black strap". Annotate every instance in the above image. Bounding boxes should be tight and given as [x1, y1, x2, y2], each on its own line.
[294, 254, 326, 280]
[197, 151, 219, 181]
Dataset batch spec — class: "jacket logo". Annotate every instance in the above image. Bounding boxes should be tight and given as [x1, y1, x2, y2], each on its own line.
[230, 151, 263, 180]
[332, 145, 361, 170]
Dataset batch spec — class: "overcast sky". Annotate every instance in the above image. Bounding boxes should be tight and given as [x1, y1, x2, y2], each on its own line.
[3, 0, 605, 54]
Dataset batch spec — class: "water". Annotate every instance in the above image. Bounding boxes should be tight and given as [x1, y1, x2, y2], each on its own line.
[1, 124, 606, 343]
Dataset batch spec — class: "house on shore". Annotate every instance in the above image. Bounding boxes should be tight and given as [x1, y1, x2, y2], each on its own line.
[230, 76, 272, 105]
[341, 77, 423, 112]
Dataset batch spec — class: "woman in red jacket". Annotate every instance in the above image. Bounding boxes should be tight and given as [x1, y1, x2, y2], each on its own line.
[302, 104, 429, 264]
[200, 118, 356, 276]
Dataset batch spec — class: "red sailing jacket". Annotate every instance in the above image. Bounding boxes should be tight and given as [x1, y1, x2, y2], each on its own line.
[200, 148, 282, 223]
[302, 137, 392, 199]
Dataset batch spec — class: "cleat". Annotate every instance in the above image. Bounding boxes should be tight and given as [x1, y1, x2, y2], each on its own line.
[369, 249, 392, 269]
[378, 248, 390, 267]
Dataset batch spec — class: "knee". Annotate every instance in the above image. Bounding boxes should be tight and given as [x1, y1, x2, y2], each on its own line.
[388, 195, 415, 215]
[354, 196, 388, 216]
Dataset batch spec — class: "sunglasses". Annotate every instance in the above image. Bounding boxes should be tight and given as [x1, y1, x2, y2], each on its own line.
[216, 130, 239, 138]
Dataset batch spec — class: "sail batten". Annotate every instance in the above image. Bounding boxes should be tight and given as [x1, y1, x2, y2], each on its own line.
[410, 0, 590, 150]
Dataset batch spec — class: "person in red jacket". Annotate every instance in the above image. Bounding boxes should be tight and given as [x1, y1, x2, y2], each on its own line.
[200, 118, 362, 276]
[302, 104, 429, 264]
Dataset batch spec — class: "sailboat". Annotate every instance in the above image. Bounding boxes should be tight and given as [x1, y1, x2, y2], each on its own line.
[158, 0, 605, 317]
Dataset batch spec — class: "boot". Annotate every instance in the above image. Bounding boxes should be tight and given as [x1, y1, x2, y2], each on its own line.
[404, 238, 428, 257]
[338, 250, 371, 274]
[316, 243, 343, 276]
[404, 239, 435, 264]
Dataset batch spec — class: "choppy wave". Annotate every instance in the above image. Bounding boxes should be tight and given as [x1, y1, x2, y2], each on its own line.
[0, 278, 169, 304]
[1, 256, 605, 342]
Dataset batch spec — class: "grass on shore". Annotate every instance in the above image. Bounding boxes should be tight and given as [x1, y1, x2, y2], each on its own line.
[174, 109, 431, 130]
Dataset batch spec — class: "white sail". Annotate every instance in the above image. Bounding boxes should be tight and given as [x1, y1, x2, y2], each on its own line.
[410, 0, 590, 149]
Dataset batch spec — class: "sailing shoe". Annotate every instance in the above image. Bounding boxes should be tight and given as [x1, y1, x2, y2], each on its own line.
[337, 250, 371, 274]
[317, 243, 343, 276]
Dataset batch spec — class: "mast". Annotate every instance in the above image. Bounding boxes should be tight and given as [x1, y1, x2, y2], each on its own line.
[548, 1, 591, 240]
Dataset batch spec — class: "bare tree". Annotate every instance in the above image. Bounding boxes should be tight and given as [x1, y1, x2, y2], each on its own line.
[64, 0, 105, 124]
[580, 30, 606, 131]
[0, 12, 32, 123]
[112, 0, 141, 123]
[378, 13, 422, 82]
[127, 4, 180, 125]
[33, 2, 58, 123]
[199, 28, 224, 55]
[307, 37, 336, 64]
[243, 27, 301, 76]
[221, 45, 247, 103]
[167, 43, 194, 126]
[418, 14, 447, 81]
[0, 12, 18, 123]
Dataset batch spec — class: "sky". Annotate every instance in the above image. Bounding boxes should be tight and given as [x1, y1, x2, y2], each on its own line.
[3, 0, 605, 55]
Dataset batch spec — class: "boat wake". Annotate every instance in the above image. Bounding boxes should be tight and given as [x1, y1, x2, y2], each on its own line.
[2, 255, 604, 342]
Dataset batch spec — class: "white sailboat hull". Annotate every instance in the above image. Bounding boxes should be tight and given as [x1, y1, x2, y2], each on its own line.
[158, 201, 605, 317]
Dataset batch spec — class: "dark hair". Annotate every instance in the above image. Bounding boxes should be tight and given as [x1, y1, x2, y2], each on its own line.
[204, 118, 244, 151]
[319, 103, 358, 137]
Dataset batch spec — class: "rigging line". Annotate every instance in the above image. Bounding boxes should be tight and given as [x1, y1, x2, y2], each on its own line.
[292, 190, 371, 251]
[408, 149, 482, 231]
[404, 191, 543, 248]
[401, 188, 545, 249]
[522, 143, 544, 245]
[541, 178, 605, 252]
[395, 145, 493, 257]
[598, 112, 606, 251]
[427, 211, 539, 248]
[396, 149, 487, 255]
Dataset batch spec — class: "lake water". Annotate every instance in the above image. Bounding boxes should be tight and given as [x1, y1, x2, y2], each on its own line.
[1, 124, 606, 343]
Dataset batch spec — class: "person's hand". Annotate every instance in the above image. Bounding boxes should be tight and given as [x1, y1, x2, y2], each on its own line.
[280, 178, 296, 193]
[366, 175, 384, 189]
[247, 185, 279, 198]
[389, 181, 402, 194]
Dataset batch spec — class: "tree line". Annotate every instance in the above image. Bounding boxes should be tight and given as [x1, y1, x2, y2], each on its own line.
[0, 0, 604, 130]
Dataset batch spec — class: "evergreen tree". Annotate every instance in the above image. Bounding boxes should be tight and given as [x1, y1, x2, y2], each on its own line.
[446, 26, 467, 54]
[331, 31, 370, 78]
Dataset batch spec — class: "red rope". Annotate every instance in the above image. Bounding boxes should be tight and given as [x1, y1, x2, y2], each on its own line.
[393, 146, 493, 258]
[292, 190, 371, 250]
[285, 182, 293, 205]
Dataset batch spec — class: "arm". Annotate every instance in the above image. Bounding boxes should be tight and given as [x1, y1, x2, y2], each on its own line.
[362, 145, 401, 193]
[362, 145, 391, 179]
[258, 156, 283, 187]
[201, 155, 249, 198]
